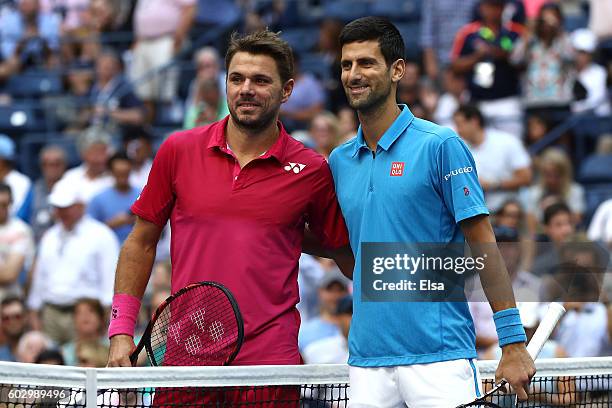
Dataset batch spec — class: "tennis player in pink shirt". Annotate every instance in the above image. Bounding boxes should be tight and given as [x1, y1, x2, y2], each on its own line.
[107, 29, 352, 406]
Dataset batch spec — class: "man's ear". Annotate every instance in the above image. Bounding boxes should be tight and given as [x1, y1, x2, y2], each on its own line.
[391, 59, 405, 84]
[281, 79, 295, 103]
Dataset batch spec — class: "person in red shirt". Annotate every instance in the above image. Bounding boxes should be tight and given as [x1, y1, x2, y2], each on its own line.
[106, 30, 352, 405]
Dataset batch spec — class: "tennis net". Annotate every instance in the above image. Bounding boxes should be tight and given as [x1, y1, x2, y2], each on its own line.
[0, 358, 611, 407]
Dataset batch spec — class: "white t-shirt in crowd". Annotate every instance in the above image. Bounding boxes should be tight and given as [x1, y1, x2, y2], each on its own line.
[572, 63, 611, 116]
[588, 199, 612, 244]
[61, 165, 113, 204]
[4, 170, 31, 216]
[467, 128, 531, 212]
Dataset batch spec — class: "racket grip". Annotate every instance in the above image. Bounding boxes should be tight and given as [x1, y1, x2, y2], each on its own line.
[526, 302, 565, 360]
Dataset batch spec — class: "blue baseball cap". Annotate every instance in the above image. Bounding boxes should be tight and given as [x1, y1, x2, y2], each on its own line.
[0, 134, 15, 161]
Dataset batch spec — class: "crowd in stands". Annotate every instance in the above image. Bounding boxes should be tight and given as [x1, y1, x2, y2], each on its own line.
[0, 0, 611, 368]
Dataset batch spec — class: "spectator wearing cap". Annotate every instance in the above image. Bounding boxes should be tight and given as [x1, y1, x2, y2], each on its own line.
[451, 0, 525, 137]
[18, 145, 68, 243]
[0, 295, 29, 362]
[298, 269, 350, 364]
[571, 28, 611, 116]
[453, 104, 532, 213]
[61, 126, 113, 204]
[88, 152, 139, 244]
[27, 177, 119, 345]
[0, 183, 35, 300]
[0, 134, 32, 217]
[467, 226, 541, 358]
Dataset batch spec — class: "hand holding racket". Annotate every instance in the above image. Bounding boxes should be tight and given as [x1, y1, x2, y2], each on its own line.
[456, 302, 566, 408]
[125, 281, 244, 367]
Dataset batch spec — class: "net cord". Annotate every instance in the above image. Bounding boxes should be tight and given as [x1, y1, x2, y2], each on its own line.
[1, 358, 612, 389]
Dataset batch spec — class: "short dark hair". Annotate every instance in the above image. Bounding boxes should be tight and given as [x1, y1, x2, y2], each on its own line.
[225, 30, 294, 84]
[339, 16, 405, 67]
[35, 349, 65, 365]
[107, 151, 131, 170]
[0, 182, 12, 202]
[1, 294, 25, 311]
[543, 202, 571, 225]
[75, 298, 105, 322]
[454, 104, 485, 128]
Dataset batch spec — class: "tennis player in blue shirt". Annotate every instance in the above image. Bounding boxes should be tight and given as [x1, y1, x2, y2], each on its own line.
[329, 17, 535, 407]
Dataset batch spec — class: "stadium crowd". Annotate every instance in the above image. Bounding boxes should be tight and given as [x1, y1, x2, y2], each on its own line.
[0, 0, 611, 369]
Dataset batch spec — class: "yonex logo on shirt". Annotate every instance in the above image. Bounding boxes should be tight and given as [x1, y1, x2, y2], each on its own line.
[284, 162, 306, 174]
[390, 162, 405, 176]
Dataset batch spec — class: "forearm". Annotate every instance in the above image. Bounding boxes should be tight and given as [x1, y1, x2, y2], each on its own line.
[175, 5, 196, 45]
[0, 254, 25, 285]
[451, 53, 482, 74]
[499, 169, 532, 191]
[110, 109, 145, 126]
[462, 216, 517, 312]
[114, 234, 157, 298]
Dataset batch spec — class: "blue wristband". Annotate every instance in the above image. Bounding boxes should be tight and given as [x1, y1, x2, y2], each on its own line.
[493, 307, 527, 347]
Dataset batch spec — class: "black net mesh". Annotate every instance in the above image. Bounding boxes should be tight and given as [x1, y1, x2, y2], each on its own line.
[1, 376, 611, 407]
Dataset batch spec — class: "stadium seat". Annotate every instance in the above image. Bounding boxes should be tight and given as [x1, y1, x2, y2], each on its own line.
[583, 183, 612, 226]
[395, 22, 422, 60]
[300, 53, 332, 82]
[370, 0, 421, 21]
[18, 134, 79, 179]
[0, 103, 44, 134]
[6, 70, 63, 98]
[564, 14, 589, 32]
[281, 28, 319, 54]
[322, 0, 371, 23]
[579, 154, 612, 183]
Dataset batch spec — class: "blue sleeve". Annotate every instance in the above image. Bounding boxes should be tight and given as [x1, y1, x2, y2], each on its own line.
[87, 196, 104, 222]
[16, 185, 33, 223]
[436, 136, 488, 223]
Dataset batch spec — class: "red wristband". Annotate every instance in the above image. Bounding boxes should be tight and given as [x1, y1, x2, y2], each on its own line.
[108, 293, 141, 338]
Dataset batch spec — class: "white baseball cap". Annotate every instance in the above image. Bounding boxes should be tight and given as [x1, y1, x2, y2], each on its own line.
[48, 178, 84, 208]
[572, 28, 597, 53]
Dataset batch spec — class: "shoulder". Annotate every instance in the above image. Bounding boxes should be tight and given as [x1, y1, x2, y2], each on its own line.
[456, 22, 482, 41]
[8, 217, 32, 235]
[409, 118, 463, 152]
[63, 165, 85, 180]
[160, 121, 222, 152]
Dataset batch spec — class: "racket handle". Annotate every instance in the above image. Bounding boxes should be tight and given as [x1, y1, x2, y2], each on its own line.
[526, 302, 565, 360]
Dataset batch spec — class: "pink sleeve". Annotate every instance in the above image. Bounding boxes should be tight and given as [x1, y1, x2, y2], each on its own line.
[130, 136, 177, 227]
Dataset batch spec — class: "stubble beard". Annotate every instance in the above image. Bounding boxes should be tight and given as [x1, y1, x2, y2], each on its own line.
[229, 104, 278, 133]
[345, 81, 392, 115]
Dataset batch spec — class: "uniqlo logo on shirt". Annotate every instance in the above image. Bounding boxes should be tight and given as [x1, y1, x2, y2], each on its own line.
[390, 162, 405, 176]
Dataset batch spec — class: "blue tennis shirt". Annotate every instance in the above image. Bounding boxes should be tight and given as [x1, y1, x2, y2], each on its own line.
[329, 105, 489, 367]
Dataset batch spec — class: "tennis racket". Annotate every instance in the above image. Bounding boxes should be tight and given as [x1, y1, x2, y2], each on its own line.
[456, 302, 566, 408]
[130, 281, 244, 366]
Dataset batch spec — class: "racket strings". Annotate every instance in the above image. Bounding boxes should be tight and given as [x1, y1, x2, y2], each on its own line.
[149, 286, 240, 366]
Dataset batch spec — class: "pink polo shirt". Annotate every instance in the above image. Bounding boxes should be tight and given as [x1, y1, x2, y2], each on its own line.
[133, 0, 196, 40]
[131, 117, 348, 365]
